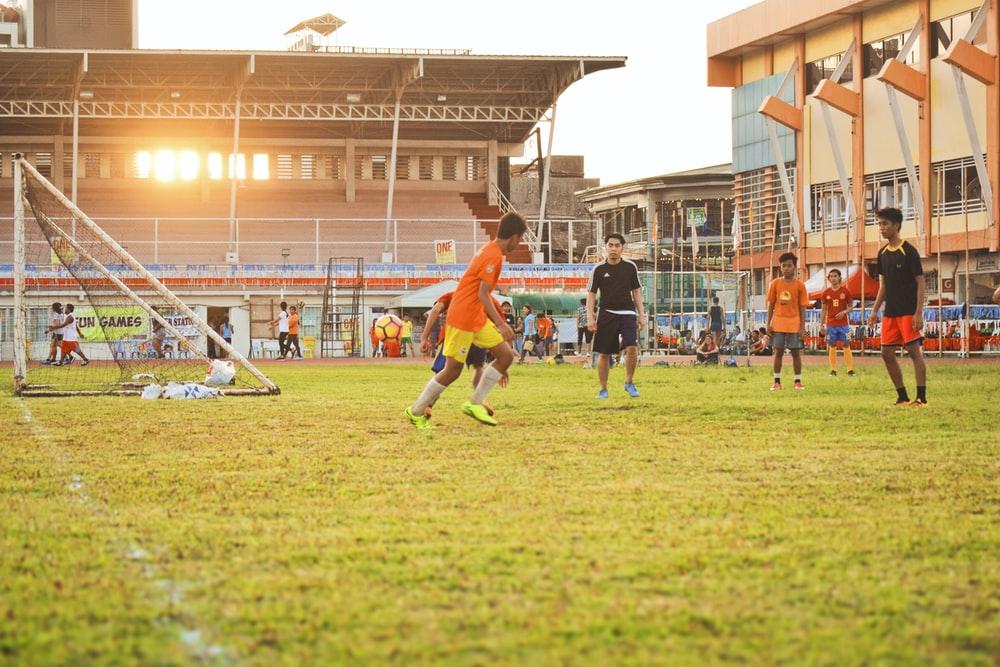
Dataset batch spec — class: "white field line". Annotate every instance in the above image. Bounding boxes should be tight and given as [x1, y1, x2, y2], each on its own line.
[15, 399, 234, 664]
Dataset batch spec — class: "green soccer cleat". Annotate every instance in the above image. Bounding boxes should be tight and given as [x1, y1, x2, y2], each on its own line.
[404, 406, 432, 430]
[462, 401, 498, 426]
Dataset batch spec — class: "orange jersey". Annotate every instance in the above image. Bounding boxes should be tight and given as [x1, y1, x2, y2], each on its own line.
[767, 278, 809, 333]
[445, 242, 504, 331]
[537, 317, 552, 338]
[288, 313, 300, 334]
[822, 287, 852, 326]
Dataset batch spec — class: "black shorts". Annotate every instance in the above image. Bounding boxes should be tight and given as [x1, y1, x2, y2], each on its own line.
[577, 327, 594, 345]
[466, 345, 487, 368]
[592, 310, 638, 355]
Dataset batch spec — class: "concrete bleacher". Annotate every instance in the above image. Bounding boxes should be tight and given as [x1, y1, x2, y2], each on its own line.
[0, 182, 506, 265]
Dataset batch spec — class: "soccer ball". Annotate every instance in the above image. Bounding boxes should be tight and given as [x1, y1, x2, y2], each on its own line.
[546, 357, 556, 365]
[374, 314, 403, 341]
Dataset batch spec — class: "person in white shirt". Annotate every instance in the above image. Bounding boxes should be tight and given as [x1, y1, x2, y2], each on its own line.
[57, 303, 89, 366]
[268, 301, 290, 359]
[42, 302, 64, 365]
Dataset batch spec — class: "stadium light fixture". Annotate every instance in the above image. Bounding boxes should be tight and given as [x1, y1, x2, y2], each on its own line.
[345, 93, 361, 103]
[170, 90, 181, 99]
[78, 90, 94, 100]
[436, 94, 447, 102]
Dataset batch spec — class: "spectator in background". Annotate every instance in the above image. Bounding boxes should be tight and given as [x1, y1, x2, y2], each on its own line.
[750, 326, 771, 356]
[268, 301, 290, 360]
[708, 296, 725, 347]
[401, 315, 416, 358]
[513, 308, 525, 356]
[218, 316, 234, 358]
[547, 310, 559, 356]
[42, 301, 64, 365]
[576, 297, 593, 358]
[518, 305, 540, 363]
[287, 305, 303, 359]
[696, 332, 720, 365]
[536, 310, 553, 356]
[676, 330, 696, 355]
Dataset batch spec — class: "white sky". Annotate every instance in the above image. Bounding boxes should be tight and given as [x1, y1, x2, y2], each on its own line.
[139, 0, 757, 186]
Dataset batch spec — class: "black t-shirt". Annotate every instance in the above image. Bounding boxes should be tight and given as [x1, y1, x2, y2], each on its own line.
[877, 240, 923, 317]
[709, 305, 723, 327]
[587, 259, 641, 313]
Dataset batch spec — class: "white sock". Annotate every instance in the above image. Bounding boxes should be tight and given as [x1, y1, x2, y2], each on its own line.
[773, 372, 781, 381]
[794, 374, 802, 382]
[412, 378, 447, 414]
[471, 365, 503, 405]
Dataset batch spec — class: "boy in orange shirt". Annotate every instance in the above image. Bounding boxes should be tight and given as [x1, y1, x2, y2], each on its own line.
[405, 212, 527, 429]
[766, 251, 809, 390]
[820, 268, 855, 377]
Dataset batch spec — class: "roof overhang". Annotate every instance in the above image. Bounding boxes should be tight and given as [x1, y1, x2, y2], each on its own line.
[0, 48, 626, 142]
[577, 164, 733, 202]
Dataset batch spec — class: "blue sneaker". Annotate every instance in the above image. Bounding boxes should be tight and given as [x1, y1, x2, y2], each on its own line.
[624, 382, 639, 398]
[597, 389, 609, 399]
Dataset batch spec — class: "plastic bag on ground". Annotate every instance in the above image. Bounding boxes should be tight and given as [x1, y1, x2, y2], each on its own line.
[163, 383, 220, 400]
[141, 384, 163, 400]
[204, 359, 236, 386]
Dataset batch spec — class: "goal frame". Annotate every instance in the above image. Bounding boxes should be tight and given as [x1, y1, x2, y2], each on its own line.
[12, 155, 280, 397]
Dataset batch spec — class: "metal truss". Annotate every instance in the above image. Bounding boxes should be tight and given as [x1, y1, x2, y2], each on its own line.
[0, 100, 546, 122]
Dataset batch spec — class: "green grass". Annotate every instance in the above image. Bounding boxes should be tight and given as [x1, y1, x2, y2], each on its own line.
[2, 360, 999, 666]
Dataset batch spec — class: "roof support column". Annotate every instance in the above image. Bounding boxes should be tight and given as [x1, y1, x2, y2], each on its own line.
[345, 139, 355, 203]
[229, 55, 253, 257]
[383, 93, 402, 261]
[487, 139, 498, 206]
[69, 53, 87, 205]
[538, 101, 557, 261]
[758, 58, 802, 248]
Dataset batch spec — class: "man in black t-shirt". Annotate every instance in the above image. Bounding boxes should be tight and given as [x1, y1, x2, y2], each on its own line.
[586, 233, 646, 399]
[866, 207, 928, 406]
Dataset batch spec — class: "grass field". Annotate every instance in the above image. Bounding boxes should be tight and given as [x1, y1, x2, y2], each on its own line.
[2, 359, 999, 666]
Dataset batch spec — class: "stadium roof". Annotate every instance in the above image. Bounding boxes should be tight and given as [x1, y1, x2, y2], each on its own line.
[0, 48, 626, 142]
[284, 14, 347, 37]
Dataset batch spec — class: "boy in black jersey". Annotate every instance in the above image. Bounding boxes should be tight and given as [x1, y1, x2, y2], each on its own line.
[866, 207, 928, 406]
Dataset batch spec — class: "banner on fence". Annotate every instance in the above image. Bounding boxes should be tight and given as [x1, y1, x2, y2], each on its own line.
[435, 240, 457, 264]
[68, 306, 200, 342]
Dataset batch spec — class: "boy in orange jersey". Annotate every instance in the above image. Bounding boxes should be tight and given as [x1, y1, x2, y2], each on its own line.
[766, 251, 809, 391]
[819, 267, 856, 377]
[405, 212, 527, 428]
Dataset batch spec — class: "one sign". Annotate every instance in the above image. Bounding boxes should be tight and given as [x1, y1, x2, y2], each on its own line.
[942, 277, 955, 293]
[50, 237, 75, 266]
[686, 206, 707, 229]
[435, 239, 456, 264]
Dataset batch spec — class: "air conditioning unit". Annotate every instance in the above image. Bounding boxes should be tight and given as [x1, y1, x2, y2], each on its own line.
[225, 251, 239, 264]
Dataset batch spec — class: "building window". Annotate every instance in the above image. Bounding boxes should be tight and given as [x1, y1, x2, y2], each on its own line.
[371, 155, 386, 180]
[864, 31, 919, 77]
[736, 164, 796, 252]
[932, 156, 986, 216]
[864, 168, 917, 224]
[930, 11, 988, 59]
[806, 54, 853, 93]
[810, 180, 851, 232]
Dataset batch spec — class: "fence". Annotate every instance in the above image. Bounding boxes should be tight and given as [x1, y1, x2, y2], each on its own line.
[0, 216, 602, 266]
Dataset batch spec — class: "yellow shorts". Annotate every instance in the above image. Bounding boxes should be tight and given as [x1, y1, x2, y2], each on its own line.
[443, 321, 504, 363]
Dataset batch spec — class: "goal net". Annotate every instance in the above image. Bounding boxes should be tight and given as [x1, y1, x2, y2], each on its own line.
[11, 156, 279, 396]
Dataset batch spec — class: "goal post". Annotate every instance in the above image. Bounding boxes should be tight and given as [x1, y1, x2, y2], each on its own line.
[11, 155, 279, 396]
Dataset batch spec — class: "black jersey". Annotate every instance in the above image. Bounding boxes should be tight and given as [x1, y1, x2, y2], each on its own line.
[587, 259, 641, 313]
[877, 240, 923, 317]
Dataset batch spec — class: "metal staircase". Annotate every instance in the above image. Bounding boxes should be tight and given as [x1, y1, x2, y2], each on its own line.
[319, 257, 364, 358]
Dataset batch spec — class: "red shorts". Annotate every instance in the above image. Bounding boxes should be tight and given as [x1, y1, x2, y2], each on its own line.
[60, 341, 80, 356]
[881, 315, 922, 347]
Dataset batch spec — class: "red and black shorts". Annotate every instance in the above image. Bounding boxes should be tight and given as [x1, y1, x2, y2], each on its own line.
[881, 315, 922, 347]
